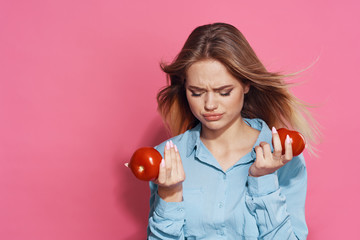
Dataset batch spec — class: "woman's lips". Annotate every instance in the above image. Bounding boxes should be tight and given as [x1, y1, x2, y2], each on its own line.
[202, 113, 224, 121]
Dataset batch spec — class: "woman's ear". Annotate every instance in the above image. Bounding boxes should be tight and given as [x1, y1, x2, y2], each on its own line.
[244, 82, 250, 94]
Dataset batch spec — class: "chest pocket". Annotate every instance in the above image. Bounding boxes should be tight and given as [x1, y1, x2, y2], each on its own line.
[183, 188, 206, 238]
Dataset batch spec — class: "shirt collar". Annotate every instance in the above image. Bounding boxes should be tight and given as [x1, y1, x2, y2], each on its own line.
[244, 118, 273, 159]
[186, 123, 202, 157]
[185, 118, 273, 158]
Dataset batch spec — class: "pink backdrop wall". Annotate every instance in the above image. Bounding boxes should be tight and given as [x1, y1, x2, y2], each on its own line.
[1, 0, 359, 239]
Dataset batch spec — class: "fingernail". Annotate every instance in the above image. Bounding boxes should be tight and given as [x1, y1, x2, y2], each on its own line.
[286, 135, 292, 144]
[272, 127, 277, 134]
[124, 163, 129, 168]
[170, 140, 174, 148]
[160, 159, 165, 167]
[174, 144, 178, 152]
[166, 141, 170, 149]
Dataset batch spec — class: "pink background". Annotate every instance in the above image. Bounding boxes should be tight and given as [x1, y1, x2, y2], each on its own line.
[1, 0, 359, 239]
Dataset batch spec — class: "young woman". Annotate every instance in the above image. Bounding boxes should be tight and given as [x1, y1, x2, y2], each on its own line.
[147, 22, 316, 240]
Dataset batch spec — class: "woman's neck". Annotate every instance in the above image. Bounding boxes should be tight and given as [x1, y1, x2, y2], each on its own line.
[200, 117, 259, 171]
[200, 117, 253, 149]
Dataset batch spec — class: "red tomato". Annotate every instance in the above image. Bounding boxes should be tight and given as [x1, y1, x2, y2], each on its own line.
[277, 128, 306, 156]
[127, 147, 162, 181]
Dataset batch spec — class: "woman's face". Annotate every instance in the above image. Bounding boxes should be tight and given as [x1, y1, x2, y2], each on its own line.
[185, 59, 250, 133]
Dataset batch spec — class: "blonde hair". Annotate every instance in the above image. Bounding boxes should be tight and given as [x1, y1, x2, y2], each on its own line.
[157, 23, 319, 152]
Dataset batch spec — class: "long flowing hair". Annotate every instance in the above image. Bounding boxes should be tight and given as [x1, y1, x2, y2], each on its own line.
[157, 22, 319, 151]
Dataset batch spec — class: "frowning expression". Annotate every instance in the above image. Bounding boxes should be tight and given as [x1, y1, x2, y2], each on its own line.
[185, 59, 250, 132]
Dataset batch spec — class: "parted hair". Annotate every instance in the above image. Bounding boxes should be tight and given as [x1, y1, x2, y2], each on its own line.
[157, 22, 318, 151]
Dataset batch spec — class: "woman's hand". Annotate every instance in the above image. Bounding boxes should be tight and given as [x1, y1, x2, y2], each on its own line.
[153, 140, 185, 202]
[249, 127, 293, 177]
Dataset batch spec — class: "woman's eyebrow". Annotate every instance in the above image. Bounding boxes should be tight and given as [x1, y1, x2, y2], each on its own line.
[213, 85, 233, 91]
[187, 85, 233, 91]
[187, 86, 206, 91]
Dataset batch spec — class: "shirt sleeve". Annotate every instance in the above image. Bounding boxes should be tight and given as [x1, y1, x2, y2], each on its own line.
[147, 144, 186, 240]
[147, 181, 185, 240]
[245, 154, 308, 240]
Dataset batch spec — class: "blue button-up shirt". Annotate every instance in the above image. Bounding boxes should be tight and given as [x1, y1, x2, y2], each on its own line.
[148, 118, 308, 239]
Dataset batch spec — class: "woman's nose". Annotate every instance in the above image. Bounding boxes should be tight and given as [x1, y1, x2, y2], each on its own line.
[204, 93, 218, 111]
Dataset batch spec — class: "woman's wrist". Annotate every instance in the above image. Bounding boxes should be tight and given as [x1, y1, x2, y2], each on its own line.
[248, 167, 260, 177]
[248, 165, 261, 177]
[158, 184, 183, 202]
[248, 166, 275, 178]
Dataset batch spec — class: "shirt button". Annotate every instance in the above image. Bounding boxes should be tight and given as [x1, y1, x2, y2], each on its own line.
[223, 175, 227, 180]
[218, 202, 223, 208]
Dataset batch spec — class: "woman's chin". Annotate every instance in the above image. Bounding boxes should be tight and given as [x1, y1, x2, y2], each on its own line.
[200, 116, 243, 133]
[201, 120, 226, 131]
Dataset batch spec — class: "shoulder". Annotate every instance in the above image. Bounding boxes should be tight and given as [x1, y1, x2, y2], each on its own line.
[154, 125, 200, 157]
[244, 118, 271, 135]
[245, 118, 273, 145]
[154, 133, 185, 154]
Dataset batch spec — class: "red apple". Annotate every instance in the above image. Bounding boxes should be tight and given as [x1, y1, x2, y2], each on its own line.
[277, 128, 306, 156]
[125, 147, 162, 181]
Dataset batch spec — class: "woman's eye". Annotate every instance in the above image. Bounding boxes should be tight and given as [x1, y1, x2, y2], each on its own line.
[191, 92, 202, 97]
[220, 91, 232, 96]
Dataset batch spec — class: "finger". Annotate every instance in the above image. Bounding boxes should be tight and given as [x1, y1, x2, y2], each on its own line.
[255, 145, 264, 162]
[173, 144, 179, 174]
[259, 142, 272, 159]
[164, 141, 172, 178]
[271, 127, 282, 157]
[156, 159, 166, 184]
[174, 144, 185, 180]
[284, 135, 293, 162]
[169, 140, 177, 178]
